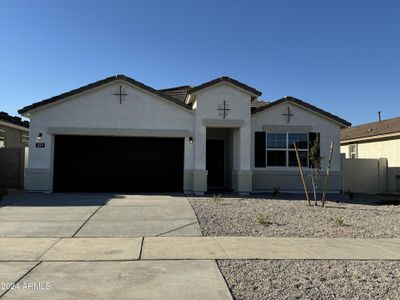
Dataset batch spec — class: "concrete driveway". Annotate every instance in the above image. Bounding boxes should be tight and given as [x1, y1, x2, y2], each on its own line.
[0, 193, 233, 299]
[0, 193, 201, 237]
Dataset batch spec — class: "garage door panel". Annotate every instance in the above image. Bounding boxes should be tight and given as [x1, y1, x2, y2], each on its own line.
[53, 135, 184, 192]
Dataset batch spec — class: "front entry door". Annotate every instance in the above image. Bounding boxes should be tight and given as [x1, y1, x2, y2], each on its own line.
[206, 140, 224, 188]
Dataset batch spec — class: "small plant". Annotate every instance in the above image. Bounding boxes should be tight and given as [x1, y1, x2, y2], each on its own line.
[272, 187, 280, 196]
[347, 190, 354, 200]
[331, 217, 345, 226]
[257, 213, 270, 226]
[212, 194, 222, 203]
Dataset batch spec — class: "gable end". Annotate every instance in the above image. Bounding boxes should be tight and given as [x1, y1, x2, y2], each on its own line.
[19, 75, 192, 115]
[252, 96, 351, 127]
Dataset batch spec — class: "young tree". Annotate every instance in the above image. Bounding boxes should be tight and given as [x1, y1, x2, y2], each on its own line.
[309, 135, 323, 206]
[294, 143, 311, 206]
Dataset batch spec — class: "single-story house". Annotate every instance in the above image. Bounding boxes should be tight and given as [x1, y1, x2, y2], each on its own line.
[0, 112, 29, 189]
[18, 75, 350, 194]
[341, 116, 400, 193]
[0, 112, 29, 148]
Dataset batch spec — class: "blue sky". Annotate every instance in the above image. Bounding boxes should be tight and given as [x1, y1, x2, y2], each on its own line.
[0, 0, 399, 125]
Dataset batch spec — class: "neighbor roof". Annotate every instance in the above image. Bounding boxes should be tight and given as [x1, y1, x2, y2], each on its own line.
[159, 85, 191, 103]
[251, 100, 269, 109]
[0, 111, 29, 128]
[19, 75, 192, 114]
[252, 96, 351, 127]
[341, 116, 400, 141]
[188, 76, 262, 97]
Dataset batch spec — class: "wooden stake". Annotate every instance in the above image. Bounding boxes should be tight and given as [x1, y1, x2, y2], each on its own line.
[294, 143, 311, 206]
[322, 141, 334, 207]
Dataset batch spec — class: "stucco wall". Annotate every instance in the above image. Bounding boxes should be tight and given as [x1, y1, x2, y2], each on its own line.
[341, 138, 400, 192]
[251, 101, 343, 192]
[342, 157, 388, 193]
[26, 80, 195, 191]
[193, 83, 252, 170]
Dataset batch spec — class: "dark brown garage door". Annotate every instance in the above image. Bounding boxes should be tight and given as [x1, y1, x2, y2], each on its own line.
[53, 135, 184, 192]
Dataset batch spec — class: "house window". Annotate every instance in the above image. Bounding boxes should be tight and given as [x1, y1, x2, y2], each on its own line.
[266, 132, 309, 167]
[21, 134, 29, 147]
[0, 130, 5, 148]
[266, 133, 286, 166]
[349, 144, 357, 159]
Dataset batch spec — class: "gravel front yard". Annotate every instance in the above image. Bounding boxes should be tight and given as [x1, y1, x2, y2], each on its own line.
[189, 195, 400, 238]
[218, 260, 400, 300]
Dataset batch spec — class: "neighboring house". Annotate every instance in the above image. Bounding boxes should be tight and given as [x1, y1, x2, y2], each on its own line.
[0, 112, 29, 189]
[0, 112, 29, 148]
[18, 75, 350, 194]
[341, 117, 400, 193]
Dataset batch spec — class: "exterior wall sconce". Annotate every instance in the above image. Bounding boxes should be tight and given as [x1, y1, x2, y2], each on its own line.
[189, 137, 193, 144]
[36, 133, 43, 142]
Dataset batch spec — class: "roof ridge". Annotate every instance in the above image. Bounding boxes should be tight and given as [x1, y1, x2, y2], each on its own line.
[188, 76, 262, 96]
[19, 75, 192, 114]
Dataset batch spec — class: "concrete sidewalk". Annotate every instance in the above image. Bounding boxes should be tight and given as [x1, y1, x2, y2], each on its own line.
[1, 237, 399, 261]
[0, 260, 233, 300]
[142, 237, 400, 260]
[1, 237, 399, 299]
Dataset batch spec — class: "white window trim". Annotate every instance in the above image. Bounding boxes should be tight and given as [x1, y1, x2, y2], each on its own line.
[266, 132, 309, 168]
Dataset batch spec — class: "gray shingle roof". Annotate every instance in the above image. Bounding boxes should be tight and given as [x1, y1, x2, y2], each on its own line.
[341, 116, 400, 141]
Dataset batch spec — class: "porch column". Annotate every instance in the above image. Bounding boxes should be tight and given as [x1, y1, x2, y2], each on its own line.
[232, 125, 253, 194]
[193, 125, 207, 194]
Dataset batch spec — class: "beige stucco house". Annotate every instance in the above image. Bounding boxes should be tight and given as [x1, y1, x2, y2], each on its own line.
[19, 75, 350, 194]
[0, 112, 29, 148]
[0, 112, 29, 188]
[341, 116, 400, 193]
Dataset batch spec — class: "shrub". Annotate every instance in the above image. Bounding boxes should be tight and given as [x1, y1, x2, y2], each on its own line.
[212, 194, 222, 203]
[331, 217, 346, 226]
[257, 213, 270, 226]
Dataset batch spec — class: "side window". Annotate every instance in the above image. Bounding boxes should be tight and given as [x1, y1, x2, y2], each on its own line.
[349, 144, 357, 159]
[21, 134, 29, 147]
[0, 130, 5, 148]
